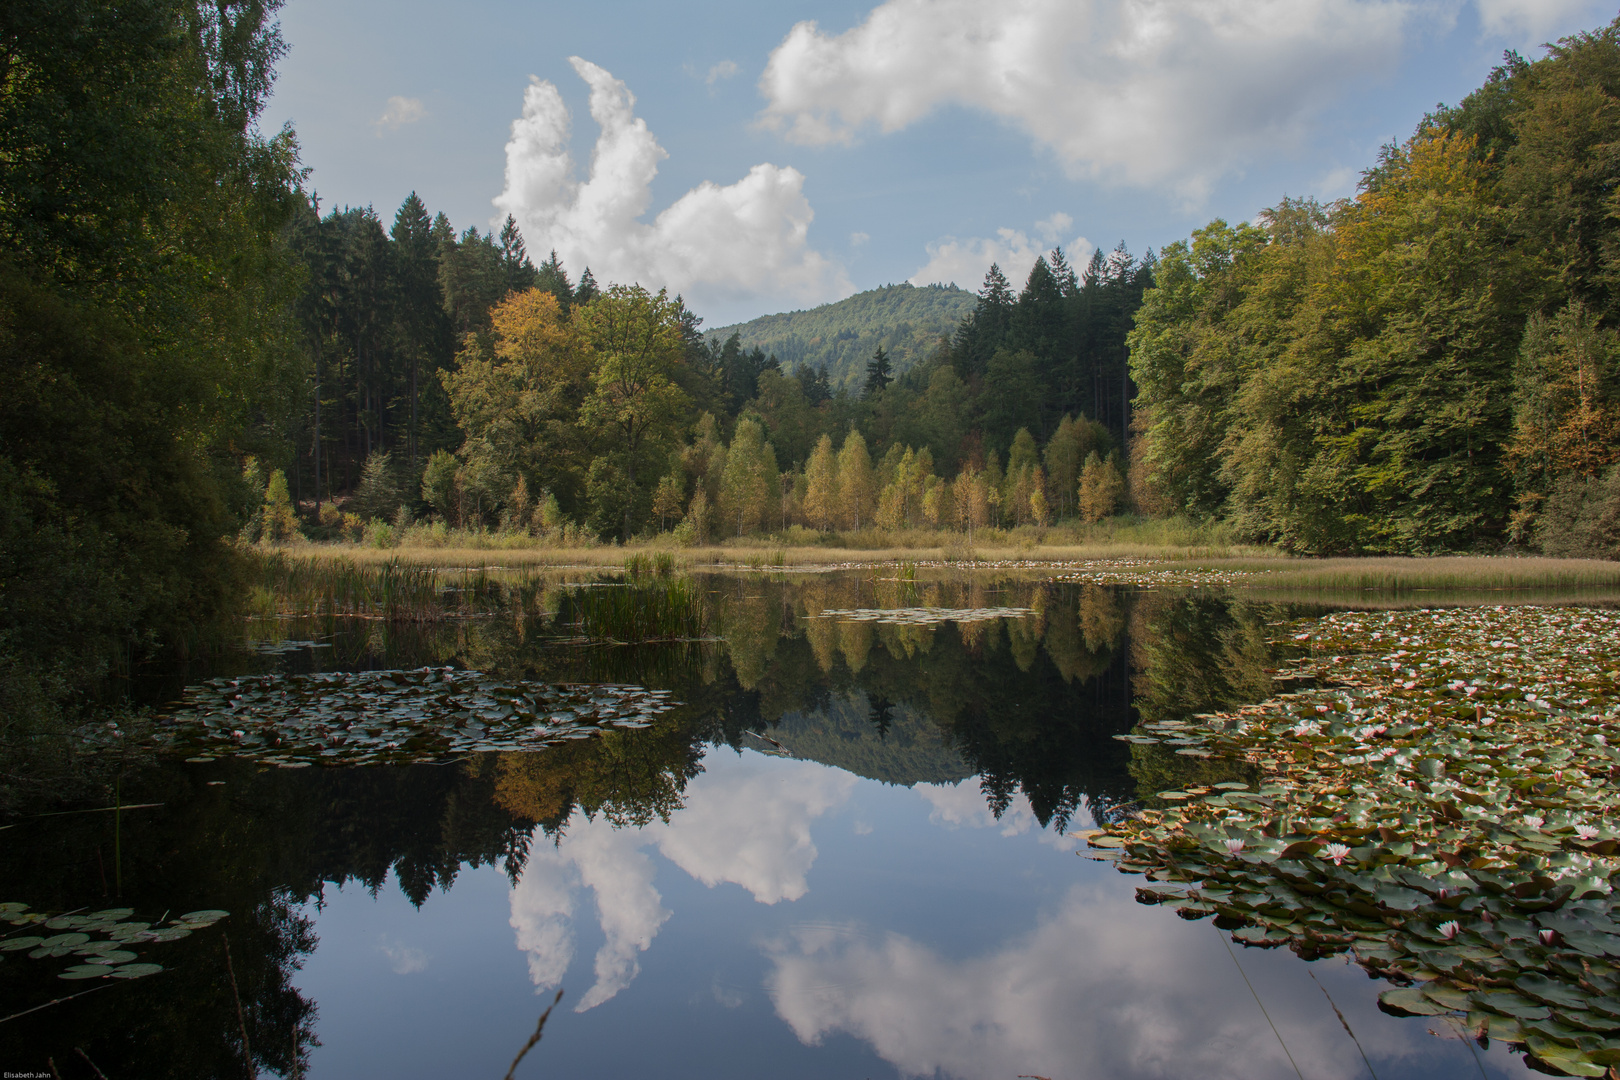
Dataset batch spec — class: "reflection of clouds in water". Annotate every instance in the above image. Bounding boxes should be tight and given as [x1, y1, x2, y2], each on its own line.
[918, 778, 1089, 849]
[764, 884, 1465, 1080]
[654, 755, 855, 904]
[377, 936, 428, 975]
[507, 753, 853, 1010]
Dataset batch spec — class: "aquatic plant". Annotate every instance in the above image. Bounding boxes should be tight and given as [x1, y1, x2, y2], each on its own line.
[155, 668, 678, 766]
[1090, 604, 1620, 1077]
[812, 606, 1032, 626]
[0, 903, 228, 988]
[559, 579, 707, 642]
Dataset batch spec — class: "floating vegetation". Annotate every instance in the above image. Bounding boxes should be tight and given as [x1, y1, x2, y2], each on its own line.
[1091, 605, 1620, 1077]
[156, 668, 679, 766]
[0, 903, 228, 983]
[812, 606, 1033, 626]
[1051, 560, 1259, 588]
[240, 639, 332, 656]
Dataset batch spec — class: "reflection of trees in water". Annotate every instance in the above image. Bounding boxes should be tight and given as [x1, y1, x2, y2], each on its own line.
[1124, 593, 1290, 802]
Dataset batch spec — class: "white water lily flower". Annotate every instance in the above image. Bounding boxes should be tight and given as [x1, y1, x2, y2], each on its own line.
[1225, 838, 1246, 855]
[1438, 920, 1460, 939]
[1523, 815, 1545, 830]
[1576, 824, 1599, 839]
[1323, 843, 1351, 866]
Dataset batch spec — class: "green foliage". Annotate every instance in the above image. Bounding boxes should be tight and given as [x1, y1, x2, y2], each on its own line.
[1129, 16, 1620, 554]
[706, 283, 976, 391]
[261, 470, 299, 541]
[420, 449, 460, 522]
[353, 451, 408, 522]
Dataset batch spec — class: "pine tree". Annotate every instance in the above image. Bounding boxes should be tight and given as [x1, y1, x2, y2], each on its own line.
[535, 249, 573, 310]
[574, 268, 600, 305]
[498, 215, 537, 293]
[863, 345, 893, 397]
[263, 470, 300, 541]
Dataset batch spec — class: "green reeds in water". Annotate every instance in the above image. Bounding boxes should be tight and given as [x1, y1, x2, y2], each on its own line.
[561, 579, 707, 642]
[1234, 555, 1620, 595]
[251, 553, 552, 623]
[623, 551, 677, 579]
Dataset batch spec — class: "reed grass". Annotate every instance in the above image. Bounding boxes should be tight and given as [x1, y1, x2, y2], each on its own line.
[1226, 555, 1620, 594]
[557, 579, 707, 642]
[251, 552, 552, 621]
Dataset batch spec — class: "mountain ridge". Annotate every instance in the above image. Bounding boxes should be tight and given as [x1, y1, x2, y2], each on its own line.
[705, 282, 978, 390]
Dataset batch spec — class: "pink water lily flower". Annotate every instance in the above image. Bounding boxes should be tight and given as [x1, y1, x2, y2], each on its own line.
[1438, 921, 1460, 940]
[1225, 838, 1246, 855]
[1323, 843, 1351, 866]
[1539, 928, 1557, 946]
[1576, 824, 1599, 839]
[1523, 815, 1545, 830]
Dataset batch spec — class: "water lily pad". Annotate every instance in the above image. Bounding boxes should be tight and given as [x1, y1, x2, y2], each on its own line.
[107, 963, 163, 979]
[1380, 987, 1453, 1016]
[0, 937, 44, 951]
[57, 965, 109, 980]
[176, 910, 229, 924]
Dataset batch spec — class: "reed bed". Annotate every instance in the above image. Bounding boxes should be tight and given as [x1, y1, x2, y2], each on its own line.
[1225, 555, 1620, 594]
[556, 579, 708, 642]
[252, 552, 551, 621]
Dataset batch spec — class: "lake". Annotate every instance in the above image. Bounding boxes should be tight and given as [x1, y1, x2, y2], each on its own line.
[0, 569, 1602, 1078]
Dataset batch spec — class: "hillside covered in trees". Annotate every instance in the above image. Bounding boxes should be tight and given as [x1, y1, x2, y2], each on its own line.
[1130, 20, 1620, 557]
[705, 283, 977, 390]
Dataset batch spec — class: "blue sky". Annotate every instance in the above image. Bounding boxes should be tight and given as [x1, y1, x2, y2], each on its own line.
[260, 0, 1617, 325]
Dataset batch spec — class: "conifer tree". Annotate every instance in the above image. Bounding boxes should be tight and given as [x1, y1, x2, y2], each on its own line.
[863, 345, 893, 397]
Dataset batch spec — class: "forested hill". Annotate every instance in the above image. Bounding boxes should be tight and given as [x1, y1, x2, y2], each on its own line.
[706, 283, 977, 390]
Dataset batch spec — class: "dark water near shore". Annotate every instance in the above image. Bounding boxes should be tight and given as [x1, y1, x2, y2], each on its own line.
[0, 574, 1534, 1078]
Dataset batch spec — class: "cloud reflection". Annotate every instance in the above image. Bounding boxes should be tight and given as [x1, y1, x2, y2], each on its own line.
[507, 753, 854, 1010]
[763, 883, 1474, 1080]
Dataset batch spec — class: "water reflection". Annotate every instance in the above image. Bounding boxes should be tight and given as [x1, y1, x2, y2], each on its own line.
[7, 577, 1479, 1077]
[509, 753, 855, 1010]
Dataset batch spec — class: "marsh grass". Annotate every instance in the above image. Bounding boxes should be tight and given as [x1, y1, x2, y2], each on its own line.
[252, 553, 552, 622]
[1227, 555, 1620, 594]
[558, 579, 707, 642]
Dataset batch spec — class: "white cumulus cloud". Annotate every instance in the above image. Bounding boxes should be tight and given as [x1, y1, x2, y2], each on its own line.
[758, 0, 1422, 202]
[707, 59, 741, 85]
[493, 58, 852, 320]
[909, 218, 1092, 291]
[375, 95, 425, 133]
[1473, 0, 1607, 44]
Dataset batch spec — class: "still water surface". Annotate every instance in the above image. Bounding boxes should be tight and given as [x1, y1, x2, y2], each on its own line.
[0, 574, 1536, 1078]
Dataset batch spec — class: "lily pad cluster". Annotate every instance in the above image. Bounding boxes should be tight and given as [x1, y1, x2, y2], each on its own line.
[241, 639, 332, 656]
[812, 606, 1033, 626]
[1051, 561, 1259, 588]
[1090, 605, 1620, 1077]
[158, 667, 678, 766]
[0, 902, 228, 982]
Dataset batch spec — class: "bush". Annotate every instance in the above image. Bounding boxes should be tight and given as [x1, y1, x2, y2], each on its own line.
[421, 450, 460, 523]
[353, 451, 408, 522]
[1536, 466, 1620, 558]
